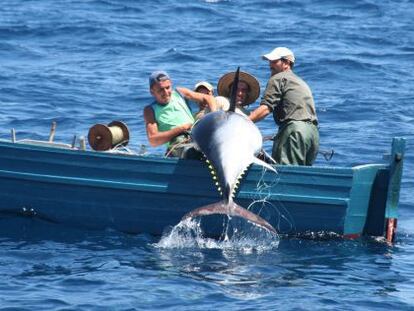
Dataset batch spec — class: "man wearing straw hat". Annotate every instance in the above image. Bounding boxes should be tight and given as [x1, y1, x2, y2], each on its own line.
[143, 71, 216, 158]
[249, 47, 319, 166]
[216, 71, 261, 116]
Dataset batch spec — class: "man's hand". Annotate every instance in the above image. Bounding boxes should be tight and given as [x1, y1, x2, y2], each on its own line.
[180, 123, 193, 132]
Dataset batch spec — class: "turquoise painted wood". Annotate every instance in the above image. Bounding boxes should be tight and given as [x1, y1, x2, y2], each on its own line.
[385, 138, 405, 219]
[0, 138, 405, 238]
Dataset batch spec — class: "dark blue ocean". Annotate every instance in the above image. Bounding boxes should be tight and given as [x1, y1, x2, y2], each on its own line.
[1, 0, 414, 309]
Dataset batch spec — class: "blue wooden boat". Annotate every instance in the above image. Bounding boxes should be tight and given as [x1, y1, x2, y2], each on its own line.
[0, 137, 405, 241]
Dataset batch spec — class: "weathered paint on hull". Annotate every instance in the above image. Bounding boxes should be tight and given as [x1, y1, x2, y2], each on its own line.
[0, 138, 405, 239]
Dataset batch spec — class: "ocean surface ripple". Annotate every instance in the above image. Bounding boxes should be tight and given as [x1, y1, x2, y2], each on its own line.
[1, 0, 413, 309]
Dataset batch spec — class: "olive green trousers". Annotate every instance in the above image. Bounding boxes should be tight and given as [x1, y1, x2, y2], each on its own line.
[272, 120, 319, 166]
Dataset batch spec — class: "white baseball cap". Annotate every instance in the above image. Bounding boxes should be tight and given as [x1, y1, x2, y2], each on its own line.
[262, 47, 295, 63]
[194, 81, 214, 93]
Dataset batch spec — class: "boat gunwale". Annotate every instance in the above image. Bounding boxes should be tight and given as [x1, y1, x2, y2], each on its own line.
[0, 139, 384, 176]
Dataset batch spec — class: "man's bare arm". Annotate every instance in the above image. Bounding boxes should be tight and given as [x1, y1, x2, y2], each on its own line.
[177, 87, 217, 112]
[249, 105, 271, 122]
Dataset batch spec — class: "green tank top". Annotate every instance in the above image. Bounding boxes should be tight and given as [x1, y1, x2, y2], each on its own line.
[151, 90, 195, 146]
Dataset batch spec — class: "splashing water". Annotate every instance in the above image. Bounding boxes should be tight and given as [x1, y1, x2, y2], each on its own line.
[156, 217, 280, 253]
[155, 167, 284, 252]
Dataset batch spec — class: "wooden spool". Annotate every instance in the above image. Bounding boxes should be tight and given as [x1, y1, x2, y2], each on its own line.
[88, 121, 130, 151]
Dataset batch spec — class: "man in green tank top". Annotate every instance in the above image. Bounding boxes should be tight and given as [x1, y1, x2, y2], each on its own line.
[249, 47, 319, 166]
[143, 71, 216, 158]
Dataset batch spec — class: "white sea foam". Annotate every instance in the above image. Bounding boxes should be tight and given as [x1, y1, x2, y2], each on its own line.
[155, 217, 279, 253]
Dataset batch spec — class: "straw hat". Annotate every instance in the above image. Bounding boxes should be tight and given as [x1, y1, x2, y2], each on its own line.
[217, 71, 260, 106]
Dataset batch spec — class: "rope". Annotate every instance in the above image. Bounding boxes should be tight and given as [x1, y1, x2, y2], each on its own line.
[164, 136, 192, 158]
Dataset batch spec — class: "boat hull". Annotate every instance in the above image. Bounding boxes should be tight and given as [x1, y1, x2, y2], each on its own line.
[0, 138, 405, 239]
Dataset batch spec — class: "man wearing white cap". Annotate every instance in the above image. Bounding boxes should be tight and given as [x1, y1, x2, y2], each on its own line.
[194, 81, 214, 96]
[249, 47, 319, 166]
[143, 71, 216, 158]
[193, 81, 215, 119]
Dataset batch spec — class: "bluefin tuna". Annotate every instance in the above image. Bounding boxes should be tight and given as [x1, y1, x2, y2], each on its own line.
[182, 68, 277, 234]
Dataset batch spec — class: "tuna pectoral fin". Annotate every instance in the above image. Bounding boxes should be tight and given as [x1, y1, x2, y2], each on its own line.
[182, 201, 277, 234]
[252, 156, 277, 173]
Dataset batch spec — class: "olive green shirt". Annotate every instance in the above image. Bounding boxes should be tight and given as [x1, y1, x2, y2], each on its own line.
[260, 70, 318, 126]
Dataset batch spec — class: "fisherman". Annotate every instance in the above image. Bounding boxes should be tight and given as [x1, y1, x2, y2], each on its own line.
[249, 47, 319, 166]
[194, 81, 214, 96]
[216, 71, 261, 116]
[193, 81, 214, 120]
[143, 71, 216, 158]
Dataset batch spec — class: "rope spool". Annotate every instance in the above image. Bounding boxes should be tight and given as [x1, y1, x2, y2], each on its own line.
[88, 121, 130, 151]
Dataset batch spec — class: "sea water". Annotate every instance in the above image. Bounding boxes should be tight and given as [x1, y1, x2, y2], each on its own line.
[1, 0, 414, 309]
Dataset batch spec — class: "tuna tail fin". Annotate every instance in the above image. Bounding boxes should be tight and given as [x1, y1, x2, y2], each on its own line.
[182, 201, 277, 234]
